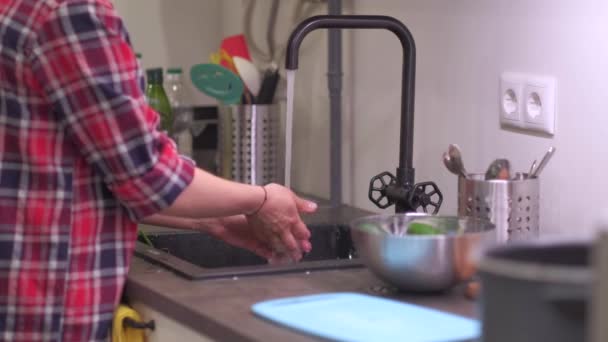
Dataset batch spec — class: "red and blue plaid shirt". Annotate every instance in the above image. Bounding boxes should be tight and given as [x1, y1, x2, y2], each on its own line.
[0, 0, 195, 340]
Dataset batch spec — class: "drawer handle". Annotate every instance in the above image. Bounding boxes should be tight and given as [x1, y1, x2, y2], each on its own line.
[123, 317, 155, 331]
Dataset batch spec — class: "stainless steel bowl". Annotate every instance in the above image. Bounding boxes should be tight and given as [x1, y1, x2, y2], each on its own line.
[351, 214, 496, 292]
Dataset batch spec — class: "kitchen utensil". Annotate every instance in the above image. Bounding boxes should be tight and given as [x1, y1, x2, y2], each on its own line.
[219, 34, 252, 61]
[233, 56, 262, 97]
[256, 67, 280, 104]
[209, 52, 221, 65]
[530, 146, 556, 178]
[209, 49, 240, 75]
[190, 64, 244, 105]
[443, 144, 468, 178]
[449, 144, 469, 178]
[252, 293, 480, 342]
[485, 158, 511, 180]
[528, 159, 537, 178]
[512, 172, 525, 181]
[442, 152, 460, 177]
[240, 89, 255, 105]
[458, 174, 539, 242]
[478, 241, 590, 342]
[218, 104, 283, 185]
[350, 214, 495, 292]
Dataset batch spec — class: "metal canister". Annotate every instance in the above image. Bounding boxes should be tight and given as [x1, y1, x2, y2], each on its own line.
[458, 174, 540, 243]
[218, 104, 284, 185]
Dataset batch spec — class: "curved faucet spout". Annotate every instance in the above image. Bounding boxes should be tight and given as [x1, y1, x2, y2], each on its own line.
[285, 15, 417, 197]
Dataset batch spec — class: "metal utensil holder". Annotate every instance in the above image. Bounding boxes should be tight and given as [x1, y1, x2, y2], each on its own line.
[458, 175, 539, 243]
[218, 104, 284, 185]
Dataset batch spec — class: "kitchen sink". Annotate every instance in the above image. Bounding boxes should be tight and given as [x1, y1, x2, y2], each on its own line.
[134, 224, 363, 280]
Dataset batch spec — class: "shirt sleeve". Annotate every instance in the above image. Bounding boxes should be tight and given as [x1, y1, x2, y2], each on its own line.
[27, 0, 195, 220]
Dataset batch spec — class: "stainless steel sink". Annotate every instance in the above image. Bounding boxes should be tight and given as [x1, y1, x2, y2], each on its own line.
[134, 224, 362, 280]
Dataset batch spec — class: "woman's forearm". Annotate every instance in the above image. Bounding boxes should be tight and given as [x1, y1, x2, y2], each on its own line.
[141, 213, 231, 234]
[157, 168, 266, 219]
[140, 214, 199, 230]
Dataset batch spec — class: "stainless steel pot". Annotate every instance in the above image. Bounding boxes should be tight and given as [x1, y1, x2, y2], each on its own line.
[478, 241, 591, 342]
[350, 214, 496, 292]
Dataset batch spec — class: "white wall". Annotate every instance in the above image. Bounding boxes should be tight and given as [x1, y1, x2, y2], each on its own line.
[113, 0, 221, 106]
[349, 0, 608, 235]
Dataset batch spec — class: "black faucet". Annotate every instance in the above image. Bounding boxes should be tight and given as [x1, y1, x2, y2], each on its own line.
[285, 15, 442, 214]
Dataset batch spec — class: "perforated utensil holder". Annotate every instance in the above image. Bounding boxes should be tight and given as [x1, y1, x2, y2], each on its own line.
[218, 104, 284, 185]
[458, 175, 539, 243]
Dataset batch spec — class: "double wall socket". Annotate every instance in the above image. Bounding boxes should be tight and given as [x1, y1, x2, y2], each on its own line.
[499, 72, 557, 135]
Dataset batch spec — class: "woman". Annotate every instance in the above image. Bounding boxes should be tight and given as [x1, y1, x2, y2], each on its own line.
[0, 0, 316, 340]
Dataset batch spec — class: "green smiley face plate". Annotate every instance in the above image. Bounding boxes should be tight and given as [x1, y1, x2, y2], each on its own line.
[190, 63, 244, 104]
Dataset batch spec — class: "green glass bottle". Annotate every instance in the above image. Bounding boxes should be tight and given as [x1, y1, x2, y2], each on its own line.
[145, 68, 173, 134]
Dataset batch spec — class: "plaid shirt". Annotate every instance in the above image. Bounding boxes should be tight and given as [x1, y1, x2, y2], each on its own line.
[0, 0, 194, 340]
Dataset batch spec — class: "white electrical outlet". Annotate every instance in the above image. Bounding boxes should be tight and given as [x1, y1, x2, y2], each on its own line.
[523, 76, 556, 135]
[499, 72, 557, 135]
[499, 72, 525, 129]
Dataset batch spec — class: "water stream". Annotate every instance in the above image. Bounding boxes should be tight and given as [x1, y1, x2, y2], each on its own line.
[285, 70, 295, 188]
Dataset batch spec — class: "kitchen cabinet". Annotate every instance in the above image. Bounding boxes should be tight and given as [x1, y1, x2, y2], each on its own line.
[130, 300, 214, 342]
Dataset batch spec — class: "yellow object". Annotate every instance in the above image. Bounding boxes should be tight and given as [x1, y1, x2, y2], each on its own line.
[112, 304, 146, 342]
[209, 52, 221, 64]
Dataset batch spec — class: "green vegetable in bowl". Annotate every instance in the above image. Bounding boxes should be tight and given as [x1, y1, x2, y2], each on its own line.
[358, 223, 381, 233]
[407, 222, 446, 235]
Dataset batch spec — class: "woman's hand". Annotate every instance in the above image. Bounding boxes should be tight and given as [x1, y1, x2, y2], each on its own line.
[202, 215, 274, 259]
[246, 184, 317, 261]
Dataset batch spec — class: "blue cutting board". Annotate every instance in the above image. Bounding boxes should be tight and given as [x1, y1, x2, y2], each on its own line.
[252, 292, 479, 342]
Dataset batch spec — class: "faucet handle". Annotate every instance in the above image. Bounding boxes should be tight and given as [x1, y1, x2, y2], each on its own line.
[408, 181, 443, 215]
[368, 172, 397, 209]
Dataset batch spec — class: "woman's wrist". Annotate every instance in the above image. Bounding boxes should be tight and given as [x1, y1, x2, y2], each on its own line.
[246, 185, 267, 216]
